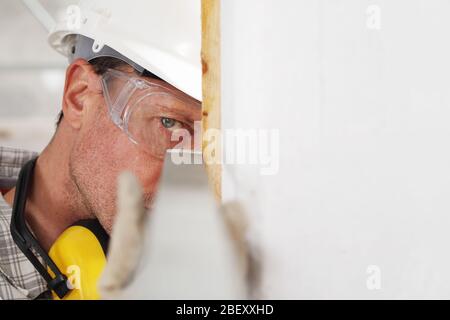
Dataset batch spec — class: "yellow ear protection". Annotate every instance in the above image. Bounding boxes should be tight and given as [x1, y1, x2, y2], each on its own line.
[47, 219, 108, 300]
[10, 157, 109, 300]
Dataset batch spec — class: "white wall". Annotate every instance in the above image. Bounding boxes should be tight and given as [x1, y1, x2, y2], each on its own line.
[222, 0, 450, 298]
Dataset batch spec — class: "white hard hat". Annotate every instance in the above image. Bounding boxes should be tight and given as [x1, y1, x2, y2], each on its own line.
[48, 0, 202, 101]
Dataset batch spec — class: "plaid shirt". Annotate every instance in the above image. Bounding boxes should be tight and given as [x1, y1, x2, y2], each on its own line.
[0, 146, 48, 300]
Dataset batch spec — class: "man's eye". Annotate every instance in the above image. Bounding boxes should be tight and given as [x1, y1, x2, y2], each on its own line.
[161, 118, 178, 129]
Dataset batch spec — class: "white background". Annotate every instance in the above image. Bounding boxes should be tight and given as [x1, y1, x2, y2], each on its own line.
[0, 0, 74, 151]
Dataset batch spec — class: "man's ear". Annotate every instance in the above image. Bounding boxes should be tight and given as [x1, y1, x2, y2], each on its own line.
[62, 59, 101, 130]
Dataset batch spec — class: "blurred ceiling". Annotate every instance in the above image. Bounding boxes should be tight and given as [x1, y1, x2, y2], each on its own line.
[0, 0, 75, 151]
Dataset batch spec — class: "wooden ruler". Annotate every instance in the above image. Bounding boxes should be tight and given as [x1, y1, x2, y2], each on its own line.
[201, 0, 221, 201]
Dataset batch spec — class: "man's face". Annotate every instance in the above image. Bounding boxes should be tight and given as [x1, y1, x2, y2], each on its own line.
[67, 65, 201, 233]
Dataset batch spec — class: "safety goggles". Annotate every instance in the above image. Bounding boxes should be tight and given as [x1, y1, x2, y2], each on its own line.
[101, 69, 201, 159]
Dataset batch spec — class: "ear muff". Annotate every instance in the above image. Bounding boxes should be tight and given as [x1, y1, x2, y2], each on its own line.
[48, 219, 109, 300]
[10, 157, 109, 300]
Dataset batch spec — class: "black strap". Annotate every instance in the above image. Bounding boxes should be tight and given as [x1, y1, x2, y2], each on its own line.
[10, 158, 70, 299]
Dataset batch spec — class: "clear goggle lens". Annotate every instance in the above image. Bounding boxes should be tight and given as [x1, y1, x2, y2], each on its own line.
[101, 69, 201, 159]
